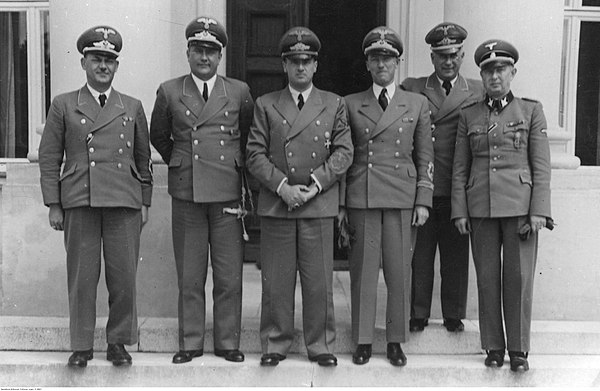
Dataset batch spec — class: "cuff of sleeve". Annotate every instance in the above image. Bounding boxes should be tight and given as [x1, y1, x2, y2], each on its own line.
[276, 177, 288, 195]
[311, 174, 322, 193]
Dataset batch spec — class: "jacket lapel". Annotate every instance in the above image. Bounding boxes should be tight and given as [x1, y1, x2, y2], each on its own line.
[195, 75, 229, 128]
[371, 86, 409, 139]
[434, 75, 475, 122]
[421, 73, 445, 111]
[180, 74, 204, 119]
[273, 88, 298, 137]
[75, 86, 100, 124]
[357, 88, 382, 126]
[286, 88, 326, 140]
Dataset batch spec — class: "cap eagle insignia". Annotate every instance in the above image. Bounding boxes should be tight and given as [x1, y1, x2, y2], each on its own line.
[197, 17, 217, 30]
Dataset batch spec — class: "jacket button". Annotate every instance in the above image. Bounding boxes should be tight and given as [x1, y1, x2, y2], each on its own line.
[316, 120, 321, 126]
[117, 163, 122, 168]
[365, 128, 370, 134]
[493, 156, 498, 161]
[368, 163, 373, 168]
[431, 124, 436, 130]
[309, 168, 314, 173]
[493, 145, 498, 150]
[185, 110, 190, 116]
[220, 125, 225, 131]
[398, 128, 403, 133]
[90, 161, 96, 167]
[89, 147, 94, 153]
[220, 155, 225, 161]
[126, 141, 132, 148]
[312, 152, 317, 158]
[396, 139, 401, 145]
[492, 168, 497, 172]
[192, 126, 197, 132]
[314, 136, 319, 142]
[290, 167, 296, 173]
[368, 140, 373, 144]
[395, 164, 400, 169]
[194, 140, 199, 145]
[394, 152, 400, 157]
[288, 151, 293, 157]
[432, 137, 436, 142]
[118, 148, 123, 154]
[368, 151, 373, 156]
[81, 118, 86, 124]
[194, 154, 199, 160]
[220, 140, 225, 146]
[120, 134, 125, 139]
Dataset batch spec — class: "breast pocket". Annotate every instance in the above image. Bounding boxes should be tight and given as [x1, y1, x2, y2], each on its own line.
[467, 126, 486, 151]
[503, 121, 529, 150]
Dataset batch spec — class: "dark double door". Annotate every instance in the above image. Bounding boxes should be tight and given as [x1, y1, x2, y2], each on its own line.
[226, 0, 385, 262]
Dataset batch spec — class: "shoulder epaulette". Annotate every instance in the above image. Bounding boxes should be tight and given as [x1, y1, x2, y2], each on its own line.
[522, 97, 539, 103]
[462, 100, 478, 109]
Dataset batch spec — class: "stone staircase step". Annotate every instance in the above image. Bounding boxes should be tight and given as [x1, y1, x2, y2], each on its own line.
[1, 316, 600, 355]
[0, 352, 599, 387]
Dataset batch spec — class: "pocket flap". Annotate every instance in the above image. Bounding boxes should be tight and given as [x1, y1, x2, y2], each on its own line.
[168, 155, 183, 168]
[59, 164, 77, 181]
[467, 126, 484, 136]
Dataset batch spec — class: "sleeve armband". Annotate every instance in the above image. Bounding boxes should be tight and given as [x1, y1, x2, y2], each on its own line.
[417, 180, 434, 190]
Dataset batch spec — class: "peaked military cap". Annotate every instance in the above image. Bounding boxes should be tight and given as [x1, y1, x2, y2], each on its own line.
[279, 27, 321, 58]
[474, 39, 519, 68]
[425, 22, 467, 53]
[76, 25, 122, 58]
[362, 26, 403, 57]
[186, 16, 228, 49]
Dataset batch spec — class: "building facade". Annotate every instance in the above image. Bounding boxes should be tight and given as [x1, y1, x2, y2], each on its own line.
[1, 0, 599, 321]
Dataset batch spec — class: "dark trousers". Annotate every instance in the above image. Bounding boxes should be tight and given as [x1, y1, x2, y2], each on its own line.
[470, 216, 538, 352]
[171, 198, 243, 351]
[348, 208, 415, 344]
[259, 217, 336, 358]
[411, 197, 469, 320]
[64, 206, 141, 351]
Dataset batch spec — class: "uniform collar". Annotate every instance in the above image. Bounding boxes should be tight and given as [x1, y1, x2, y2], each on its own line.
[86, 84, 113, 105]
[486, 91, 514, 112]
[191, 73, 217, 97]
[436, 74, 458, 88]
[289, 84, 313, 104]
[372, 81, 396, 101]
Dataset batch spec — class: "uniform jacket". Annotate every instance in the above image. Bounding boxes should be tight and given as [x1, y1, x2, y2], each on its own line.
[150, 74, 254, 203]
[451, 96, 552, 219]
[344, 86, 434, 209]
[246, 87, 353, 218]
[39, 86, 153, 209]
[402, 74, 484, 196]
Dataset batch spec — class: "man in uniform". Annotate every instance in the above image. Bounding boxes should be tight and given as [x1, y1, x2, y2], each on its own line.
[39, 25, 153, 367]
[246, 26, 353, 367]
[402, 22, 484, 333]
[343, 26, 434, 366]
[451, 40, 552, 372]
[150, 17, 254, 364]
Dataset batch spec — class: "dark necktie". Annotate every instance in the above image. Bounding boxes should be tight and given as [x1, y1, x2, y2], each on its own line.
[442, 80, 452, 96]
[378, 88, 388, 110]
[297, 93, 304, 110]
[99, 93, 107, 107]
[202, 83, 209, 102]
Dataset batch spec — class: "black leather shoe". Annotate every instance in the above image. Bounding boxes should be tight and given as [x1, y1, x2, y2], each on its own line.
[172, 349, 204, 364]
[443, 318, 465, 332]
[309, 353, 338, 367]
[68, 349, 93, 368]
[352, 344, 372, 365]
[409, 318, 428, 332]
[215, 349, 245, 362]
[260, 353, 286, 367]
[106, 344, 132, 366]
[387, 343, 407, 367]
[509, 351, 529, 372]
[484, 349, 505, 367]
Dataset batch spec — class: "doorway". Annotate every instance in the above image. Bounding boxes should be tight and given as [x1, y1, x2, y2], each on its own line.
[226, 0, 386, 263]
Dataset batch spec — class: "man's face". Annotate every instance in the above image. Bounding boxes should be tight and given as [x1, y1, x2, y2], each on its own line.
[480, 63, 517, 98]
[187, 44, 222, 81]
[283, 55, 317, 91]
[80, 53, 119, 92]
[431, 49, 464, 81]
[366, 53, 398, 87]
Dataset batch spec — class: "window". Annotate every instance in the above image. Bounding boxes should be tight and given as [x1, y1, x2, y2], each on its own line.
[0, 2, 49, 160]
[563, 0, 600, 165]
